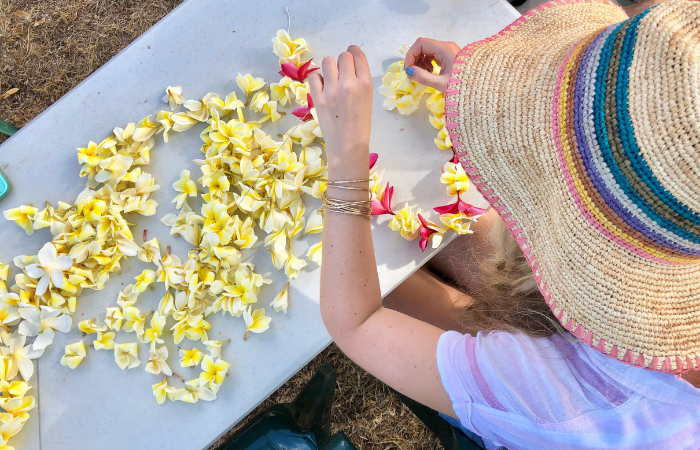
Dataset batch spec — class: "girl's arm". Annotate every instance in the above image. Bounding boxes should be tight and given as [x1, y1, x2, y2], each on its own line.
[309, 46, 456, 417]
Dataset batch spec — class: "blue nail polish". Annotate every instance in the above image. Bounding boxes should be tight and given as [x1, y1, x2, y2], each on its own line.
[405, 66, 415, 77]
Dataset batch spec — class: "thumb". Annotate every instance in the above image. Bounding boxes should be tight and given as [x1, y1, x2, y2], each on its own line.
[406, 66, 448, 92]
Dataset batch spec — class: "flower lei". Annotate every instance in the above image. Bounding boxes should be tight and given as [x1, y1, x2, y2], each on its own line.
[372, 44, 487, 252]
[0, 28, 332, 447]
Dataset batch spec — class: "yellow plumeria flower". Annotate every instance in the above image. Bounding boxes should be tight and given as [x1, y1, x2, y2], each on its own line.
[184, 94, 216, 122]
[0, 303, 19, 329]
[0, 418, 23, 446]
[378, 60, 430, 115]
[114, 343, 140, 370]
[222, 91, 245, 121]
[439, 213, 475, 235]
[173, 378, 216, 403]
[179, 348, 205, 368]
[268, 248, 288, 271]
[199, 355, 230, 389]
[122, 307, 147, 336]
[260, 100, 282, 123]
[232, 215, 258, 249]
[93, 331, 115, 350]
[236, 73, 265, 101]
[1, 395, 35, 422]
[133, 116, 158, 142]
[440, 162, 469, 196]
[60, 340, 86, 369]
[152, 377, 177, 405]
[138, 238, 161, 263]
[249, 90, 270, 112]
[3, 205, 38, 235]
[140, 313, 166, 348]
[300, 180, 326, 199]
[284, 251, 307, 279]
[389, 204, 421, 240]
[306, 241, 322, 266]
[243, 307, 271, 339]
[78, 318, 107, 334]
[117, 285, 139, 309]
[301, 209, 323, 237]
[270, 76, 292, 106]
[104, 307, 123, 331]
[162, 86, 185, 111]
[171, 112, 200, 132]
[203, 340, 227, 359]
[95, 155, 133, 186]
[172, 170, 198, 209]
[272, 29, 308, 66]
[145, 346, 172, 376]
[289, 81, 310, 105]
[0, 263, 8, 294]
[426, 90, 445, 117]
[270, 281, 290, 314]
[133, 269, 156, 293]
[0, 381, 30, 399]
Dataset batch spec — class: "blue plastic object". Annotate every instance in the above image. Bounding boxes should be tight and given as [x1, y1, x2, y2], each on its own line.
[0, 170, 10, 201]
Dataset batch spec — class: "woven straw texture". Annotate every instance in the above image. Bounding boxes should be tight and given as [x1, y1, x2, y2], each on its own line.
[446, 0, 700, 373]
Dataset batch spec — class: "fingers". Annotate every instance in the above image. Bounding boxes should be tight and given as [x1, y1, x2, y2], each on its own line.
[347, 45, 371, 81]
[406, 66, 448, 93]
[308, 72, 324, 99]
[322, 56, 339, 91]
[338, 51, 356, 79]
[405, 38, 460, 70]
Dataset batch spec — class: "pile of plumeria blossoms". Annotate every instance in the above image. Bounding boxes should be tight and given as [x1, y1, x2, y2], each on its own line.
[373, 44, 487, 252]
[0, 33, 484, 449]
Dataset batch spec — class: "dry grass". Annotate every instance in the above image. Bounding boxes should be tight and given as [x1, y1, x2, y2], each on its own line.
[0, 1, 441, 448]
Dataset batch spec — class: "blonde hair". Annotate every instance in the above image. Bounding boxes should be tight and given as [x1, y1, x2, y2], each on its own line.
[460, 219, 566, 337]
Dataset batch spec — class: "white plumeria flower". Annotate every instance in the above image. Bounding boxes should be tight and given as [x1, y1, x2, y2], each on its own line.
[60, 340, 87, 369]
[203, 340, 227, 359]
[114, 343, 140, 370]
[145, 346, 172, 376]
[7, 333, 43, 381]
[18, 306, 72, 351]
[306, 241, 322, 266]
[24, 243, 73, 295]
[162, 86, 185, 111]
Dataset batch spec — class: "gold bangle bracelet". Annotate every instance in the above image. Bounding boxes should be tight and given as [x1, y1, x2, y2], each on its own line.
[321, 190, 372, 219]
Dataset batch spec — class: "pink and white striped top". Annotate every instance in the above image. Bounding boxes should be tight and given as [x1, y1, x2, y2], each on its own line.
[437, 331, 700, 449]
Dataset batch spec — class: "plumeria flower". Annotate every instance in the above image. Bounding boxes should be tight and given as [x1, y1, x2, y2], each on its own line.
[114, 343, 140, 370]
[179, 348, 205, 368]
[171, 112, 200, 132]
[370, 183, 395, 216]
[133, 269, 156, 293]
[203, 340, 227, 359]
[260, 100, 282, 123]
[270, 77, 292, 106]
[162, 86, 185, 111]
[272, 29, 308, 66]
[104, 307, 124, 331]
[301, 180, 326, 198]
[249, 90, 270, 112]
[433, 195, 488, 217]
[269, 281, 290, 314]
[243, 307, 271, 340]
[0, 263, 8, 294]
[292, 93, 314, 121]
[152, 377, 177, 405]
[3, 205, 38, 235]
[236, 73, 265, 102]
[369, 152, 379, 169]
[301, 209, 323, 237]
[439, 213, 475, 235]
[18, 306, 72, 350]
[32, 202, 55, 231]
[417, 214, 447, 252]
[268, 248, 289, 271]
[0, 381, 30, 398]
[122, 307, 147, 337]
[60, 340, 87, 369]
[284, 251, 307, 279]
[25, 242, 73, 295]
[6, 334, 43, 381]
[0, 303, 19, 329]
[133, 116, 159, 142]
[0, 418, 23, 447]
[95, 155, 133, 186]
[306, 241, 322, 266]
[279, 59, 319, 82]
[389, 204, 421, 241]
[222, 91, 245, 121]
[78, 318, 107, 334]
[172, 170, 198, 208]
[378, 60, 430, 115]
[145, 346, 172, 376]
[93, 331, 115, 350]
[184, 94, 217, 122]
[199, 355, 229, 390]
[173, 378, 216, 403]
[440, 162, 469, 196]
[232, 215, 258, 249]
[138, 238, 161, 263]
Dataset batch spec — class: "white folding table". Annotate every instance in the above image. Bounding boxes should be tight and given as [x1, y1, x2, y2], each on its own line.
[0, 0, 518, 448]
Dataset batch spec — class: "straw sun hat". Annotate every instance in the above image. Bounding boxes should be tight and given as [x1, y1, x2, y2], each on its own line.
[445, 0, 700, 373]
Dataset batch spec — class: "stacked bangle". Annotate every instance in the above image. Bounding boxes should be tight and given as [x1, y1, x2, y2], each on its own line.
[321, 179, 373, 219]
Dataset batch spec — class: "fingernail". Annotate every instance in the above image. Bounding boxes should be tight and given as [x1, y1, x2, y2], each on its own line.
[405, 66, 415, 77]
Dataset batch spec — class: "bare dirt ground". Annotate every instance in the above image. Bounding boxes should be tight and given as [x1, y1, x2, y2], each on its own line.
[0, 1, 441, 448]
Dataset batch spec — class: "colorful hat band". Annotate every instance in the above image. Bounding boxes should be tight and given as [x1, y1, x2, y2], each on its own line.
[553, 6, 700, 264]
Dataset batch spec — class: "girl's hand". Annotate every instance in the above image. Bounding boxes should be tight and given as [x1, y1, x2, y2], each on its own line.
[404, 38, 461, 92]
[308, 45, 373, 176]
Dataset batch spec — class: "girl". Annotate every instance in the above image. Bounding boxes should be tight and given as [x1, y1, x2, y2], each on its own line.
[309, 0, 700, 448]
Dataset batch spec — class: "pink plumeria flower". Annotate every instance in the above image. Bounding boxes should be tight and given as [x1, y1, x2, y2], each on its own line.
[369, 153, 379, 170]
[433, 194, 489, 217]
[370, 183, 395, 216]
[417, 214, 438, 252]
[292, 94, 314, 121]
[279, 59, 319, 82]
